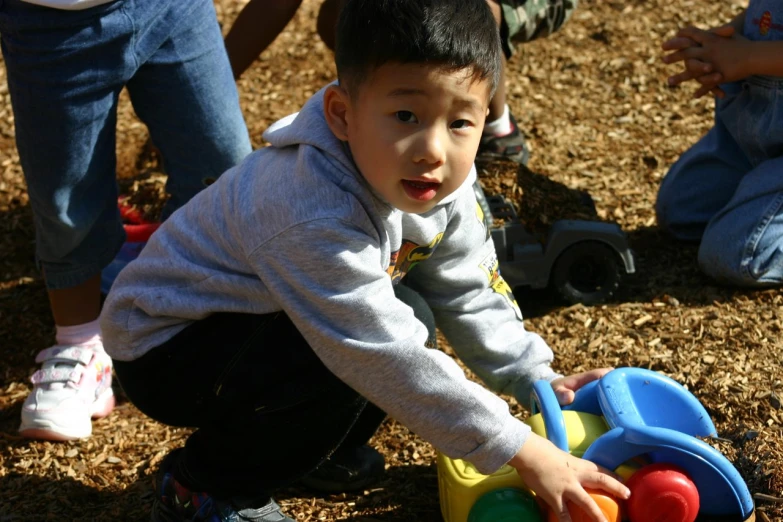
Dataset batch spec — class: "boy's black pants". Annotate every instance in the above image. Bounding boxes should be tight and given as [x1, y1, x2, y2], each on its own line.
[113, 284, 435, 498]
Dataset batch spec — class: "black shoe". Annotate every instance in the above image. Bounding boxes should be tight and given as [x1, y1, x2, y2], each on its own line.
[298, 445, 385, 493]
[477, 112, 530, 165]
[151, 449, 294, 522]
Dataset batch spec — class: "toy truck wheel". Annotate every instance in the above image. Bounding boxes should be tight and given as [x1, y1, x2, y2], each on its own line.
[551, 241, 622, 305]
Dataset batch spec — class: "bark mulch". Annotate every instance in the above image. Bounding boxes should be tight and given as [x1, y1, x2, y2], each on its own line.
[1, 0, 781, 520]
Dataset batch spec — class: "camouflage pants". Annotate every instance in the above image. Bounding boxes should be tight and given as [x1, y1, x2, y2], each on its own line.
[499, 0, 578, 56]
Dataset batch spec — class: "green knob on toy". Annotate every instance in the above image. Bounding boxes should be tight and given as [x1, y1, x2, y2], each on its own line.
[467, 488, 543, 522]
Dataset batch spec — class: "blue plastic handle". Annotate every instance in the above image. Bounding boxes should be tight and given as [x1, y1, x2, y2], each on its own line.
[530, 380, 569, 452]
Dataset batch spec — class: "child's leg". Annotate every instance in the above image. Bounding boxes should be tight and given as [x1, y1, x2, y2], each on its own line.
[0, 0, 140, 440]
[124, 0, 252, 217]
[697, 156, 783, 286]
[0, 0, 131, 292]
[480, 0, 579, 164]
[114, 311, 374, 498]
[655, 115, 751, 242]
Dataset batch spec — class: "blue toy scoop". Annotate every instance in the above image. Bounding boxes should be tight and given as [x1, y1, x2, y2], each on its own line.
[596, 368, 716, 437]
[530, 368, 755, 520]
[589, 369, 753, 519]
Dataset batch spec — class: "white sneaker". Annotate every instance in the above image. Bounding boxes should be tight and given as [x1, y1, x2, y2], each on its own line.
[19, 344, 115, 441]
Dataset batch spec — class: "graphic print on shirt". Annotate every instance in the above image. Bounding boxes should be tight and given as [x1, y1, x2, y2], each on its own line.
[387, 233, 444, 284]
[479, 251, 523, 320]
[759, 11, 773, 35]
[748, 2, 783, 39]
[476, 201, 490, 240]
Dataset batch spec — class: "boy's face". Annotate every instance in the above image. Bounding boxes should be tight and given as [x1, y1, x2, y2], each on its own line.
[327, 63, 491, 213]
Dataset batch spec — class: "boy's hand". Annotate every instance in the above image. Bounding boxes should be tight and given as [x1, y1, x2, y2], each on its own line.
[550, 368, 612, 405]
[509, 433, 631, 521]
[662, 24, 738, 98]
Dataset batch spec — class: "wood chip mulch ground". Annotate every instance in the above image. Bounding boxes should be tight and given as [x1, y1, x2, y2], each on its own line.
[1, 0, 781, 520]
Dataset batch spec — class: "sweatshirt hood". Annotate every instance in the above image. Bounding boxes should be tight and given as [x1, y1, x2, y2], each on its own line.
[262, 83, 357, 174]
[262, 82, 477, 208]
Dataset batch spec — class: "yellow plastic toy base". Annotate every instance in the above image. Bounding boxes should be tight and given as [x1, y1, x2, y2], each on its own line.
[438, 411, 610, 522]
[525, 410, 609, 458]
[437, 452, 530, 522]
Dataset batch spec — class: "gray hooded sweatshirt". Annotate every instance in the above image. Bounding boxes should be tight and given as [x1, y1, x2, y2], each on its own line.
[100, 86, 559, 474]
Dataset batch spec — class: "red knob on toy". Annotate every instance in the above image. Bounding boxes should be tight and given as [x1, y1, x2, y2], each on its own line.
[545, 489, 621, 522]
[625, 463, 699, 522]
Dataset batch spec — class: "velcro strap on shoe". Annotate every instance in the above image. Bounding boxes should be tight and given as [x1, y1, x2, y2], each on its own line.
[35, 346, 95, 365]
[30, 365, 85, 385]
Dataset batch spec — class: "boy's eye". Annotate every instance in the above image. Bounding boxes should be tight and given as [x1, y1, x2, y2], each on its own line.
[396, 111, 418, 123]
[451, 119, 470, 129]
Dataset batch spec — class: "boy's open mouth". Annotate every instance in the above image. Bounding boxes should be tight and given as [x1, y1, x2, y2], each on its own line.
[402, 179, 441, 202]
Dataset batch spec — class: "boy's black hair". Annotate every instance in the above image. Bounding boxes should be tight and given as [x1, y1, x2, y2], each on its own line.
[335, 0, 502, 97]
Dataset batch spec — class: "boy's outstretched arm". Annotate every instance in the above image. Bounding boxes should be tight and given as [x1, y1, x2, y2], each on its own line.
[509, 368, 631, 522]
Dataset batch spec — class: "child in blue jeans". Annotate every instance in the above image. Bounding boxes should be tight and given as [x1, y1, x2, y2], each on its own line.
[0, 0, 252, 441]
[657, 0, 783, 286]
[100, 1, 630, 520]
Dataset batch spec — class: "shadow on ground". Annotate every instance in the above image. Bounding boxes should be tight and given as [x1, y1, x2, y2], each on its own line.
[0, 471, 153, 521]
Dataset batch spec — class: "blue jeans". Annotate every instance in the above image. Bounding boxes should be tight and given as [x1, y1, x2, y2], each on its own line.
[656, 76, 783, 286]
[0, 0, 252, 290]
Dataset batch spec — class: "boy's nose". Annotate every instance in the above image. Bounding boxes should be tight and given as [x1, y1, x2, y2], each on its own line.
[412, 128, 446, 166]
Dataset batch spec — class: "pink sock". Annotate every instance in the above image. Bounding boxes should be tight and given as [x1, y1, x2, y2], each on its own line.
[55, 319, 102, 348]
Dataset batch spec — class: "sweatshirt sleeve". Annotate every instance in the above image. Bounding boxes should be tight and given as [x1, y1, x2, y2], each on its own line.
[404, 190, 561, 406]
[247, 218, 530, 474]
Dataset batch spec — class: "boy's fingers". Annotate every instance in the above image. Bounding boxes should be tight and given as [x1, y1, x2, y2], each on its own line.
[556, 388, 575, 405]
[662, 36, 697, 51]
[693, 73, 723, 98]
[695, 72, 722, 86]
[686, 58, 712, 74]
[668, 70, 698, 87]
[551, 501, 575, 522]
[568, 491, 607, 522]
[581, 471, 631, 500]
[663, 47, 706, 65]
[677, 26, 710, 43]
[569, 368, 612, 388]
[694, 84, 724, 99]
[662, 50, 686, 64]
[693, 85, 711, 98]
[594, 463, 626, 484]
[668, 46, 708, 64]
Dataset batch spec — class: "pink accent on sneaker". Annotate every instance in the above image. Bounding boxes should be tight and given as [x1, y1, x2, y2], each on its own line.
[35, 345, 95, 365]
[19, 343, 114, 441]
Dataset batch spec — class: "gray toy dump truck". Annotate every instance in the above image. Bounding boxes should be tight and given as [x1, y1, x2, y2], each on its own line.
[474, 182, 635, 305]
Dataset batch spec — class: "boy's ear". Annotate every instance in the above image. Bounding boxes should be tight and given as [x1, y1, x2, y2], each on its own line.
[323, 84, 351, 141]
